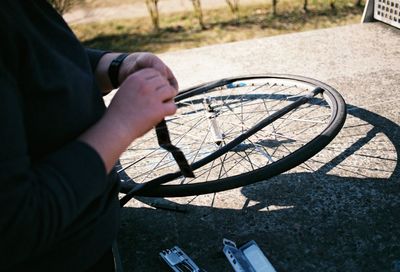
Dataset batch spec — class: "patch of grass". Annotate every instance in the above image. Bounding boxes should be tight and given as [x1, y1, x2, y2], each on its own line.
[71, 0, 364, 53]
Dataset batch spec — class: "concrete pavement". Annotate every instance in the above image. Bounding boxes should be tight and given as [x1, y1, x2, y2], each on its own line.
[118, 22, 400, 271]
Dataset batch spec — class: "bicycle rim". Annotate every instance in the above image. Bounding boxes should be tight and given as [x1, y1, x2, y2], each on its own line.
[119, 74, 346, 197]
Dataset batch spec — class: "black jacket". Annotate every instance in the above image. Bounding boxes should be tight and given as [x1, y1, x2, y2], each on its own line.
[0, 1, 120, 271]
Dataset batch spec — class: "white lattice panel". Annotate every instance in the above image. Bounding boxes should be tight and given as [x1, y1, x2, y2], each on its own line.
[374, 0, 400, 28]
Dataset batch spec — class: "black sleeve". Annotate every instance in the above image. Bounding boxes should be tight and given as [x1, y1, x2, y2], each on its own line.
[0, 59, 109, 268]
[85, 48, 109, 72]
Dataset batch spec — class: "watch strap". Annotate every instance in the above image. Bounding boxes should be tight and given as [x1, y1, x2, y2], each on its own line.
[108, 53, 129, 89]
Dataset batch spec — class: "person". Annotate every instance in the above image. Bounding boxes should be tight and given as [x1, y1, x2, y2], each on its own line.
[0, 1, 178, 271]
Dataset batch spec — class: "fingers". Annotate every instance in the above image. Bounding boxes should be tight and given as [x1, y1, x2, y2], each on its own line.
[109, 67, 179, 139]
[131, 53, 180, 90]
[165, 66, 179, 90]
[152, 61, 179, 90]
[163, 99, 178, 115]
[140, 69, 178, 116]
[141, 69, 178, 99]
[125, 68, 178, 113]
[155, 84, 178, 102]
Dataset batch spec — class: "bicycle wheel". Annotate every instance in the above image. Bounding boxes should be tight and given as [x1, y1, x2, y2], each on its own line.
[119, 74, 346, 198]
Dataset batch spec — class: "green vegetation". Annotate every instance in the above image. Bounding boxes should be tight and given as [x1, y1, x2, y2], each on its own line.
[71, 0, 364, 54]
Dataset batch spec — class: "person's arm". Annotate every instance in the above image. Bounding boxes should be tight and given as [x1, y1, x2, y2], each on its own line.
[80, 51, 180, 172]
[0, 63, 109, 268]
[86, 50, 118, 93]
[79, 67, 178, 173]
[0, 61, 178, 270]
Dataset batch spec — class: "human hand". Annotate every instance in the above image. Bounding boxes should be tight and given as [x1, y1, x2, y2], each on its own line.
[118, 52, 179, 90]
[106, 68, 178, 139]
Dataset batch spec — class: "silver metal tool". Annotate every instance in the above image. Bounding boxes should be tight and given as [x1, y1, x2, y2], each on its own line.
[223, 238, 276, 272]
[160, 246, 205, 272]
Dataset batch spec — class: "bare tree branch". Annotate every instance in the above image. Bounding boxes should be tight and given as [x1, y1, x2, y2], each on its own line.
[191, 0, 205, 29]
[145, 0, 160, 32]
[225, 0, 240, 22]
[272, 0, 278, 15]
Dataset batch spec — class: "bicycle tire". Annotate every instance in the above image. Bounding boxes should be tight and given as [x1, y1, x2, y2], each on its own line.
[119, 74, 346, 198]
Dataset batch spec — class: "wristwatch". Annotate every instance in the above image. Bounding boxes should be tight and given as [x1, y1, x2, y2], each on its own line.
[108, 53, 129, 89]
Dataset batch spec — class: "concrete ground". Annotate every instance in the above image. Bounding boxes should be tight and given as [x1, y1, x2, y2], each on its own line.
[117, 22, 400, 271]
